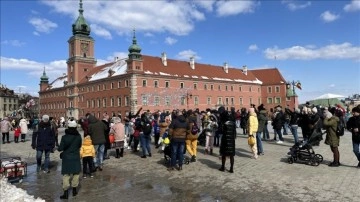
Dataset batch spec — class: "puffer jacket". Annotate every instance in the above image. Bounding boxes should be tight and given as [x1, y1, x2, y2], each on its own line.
[169, 115, 189, 142]
[19, 119, 28, 134]
[247, 112, 258, 135]
[80, 136, 96, 158]
[110, 121, 125, 142]
[346, 115, 360, 143]
[88, 115, 107, 145]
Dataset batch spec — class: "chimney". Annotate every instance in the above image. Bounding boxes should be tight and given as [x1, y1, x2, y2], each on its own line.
[189, 56, 195, 70]
[108, 69, 115, 77]
[223, 62, 229, 73]
[114, 56, 119, 62]
[243, 65, 248, 75]
[161, 52, 167, 66]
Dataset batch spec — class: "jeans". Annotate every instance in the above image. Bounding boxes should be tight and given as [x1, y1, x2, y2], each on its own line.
[93, 144, 105, 167]
[124, 124, 129, 136]
[36, 149, 51, 171]
[274, 129, 284, 141]
[256, 132, 263, 153]
[171, 141, 185, 167]
[353, 141, 360, 162]
[283, 122, 289, 135]
[290, 125, 299, 143]
[140, 133, 151, 156]
[2, 132, 9, 143]
[263, 125, 270, 139]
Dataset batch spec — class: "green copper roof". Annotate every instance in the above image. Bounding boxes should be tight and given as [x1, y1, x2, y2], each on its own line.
[72, 0, 91, 36]
[40, 67, 49, 82]
[128, 29, 142, 53]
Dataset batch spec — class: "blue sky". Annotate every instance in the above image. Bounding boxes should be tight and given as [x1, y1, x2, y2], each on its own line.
[1, 0, 359, 103]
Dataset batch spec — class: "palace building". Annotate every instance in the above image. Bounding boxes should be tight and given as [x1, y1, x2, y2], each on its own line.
[38, 0, 298, 120]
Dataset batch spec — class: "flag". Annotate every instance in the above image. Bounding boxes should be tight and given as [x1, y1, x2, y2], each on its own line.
[295, 82, 302, 90]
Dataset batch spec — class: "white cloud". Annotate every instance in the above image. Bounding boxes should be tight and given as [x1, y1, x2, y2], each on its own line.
[282, 0, 311, 11]
[215, 1, 257, 17]
[1, 40, 26, 47]
[41, 1, 206, 37]
[164, 37, 177, 45]
[320, 11, 340, 23]
[329, 84, 335, 88]
[144, 32, 154, 37]
[248, 44, 258, 51]
[28, 17, 58, 34]
[194, 0, 216, 12]
[264, 42, 360, 61]
[344, 0, 360, 12]
[176, 50, 201, 61]
[90, 24, 112, 39]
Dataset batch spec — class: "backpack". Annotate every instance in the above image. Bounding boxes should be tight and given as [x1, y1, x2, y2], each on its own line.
[334, 119, 345, 136]
[142, 121, 152, 135]
[191, 121, 199, 135]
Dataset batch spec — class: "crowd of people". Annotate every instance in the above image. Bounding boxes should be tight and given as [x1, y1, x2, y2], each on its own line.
[1, 102, 359, 200]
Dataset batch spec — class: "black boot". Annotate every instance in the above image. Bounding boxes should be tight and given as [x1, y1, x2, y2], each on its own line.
[72, 187, 78, 196]
[60, 190, 68, 199]
[115, 149, 120, 158]
[120, 148, 124, 157]
[210, 149, 213, 155]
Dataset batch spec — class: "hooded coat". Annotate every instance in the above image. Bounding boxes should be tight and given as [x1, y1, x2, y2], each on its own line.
[219, 109, 236, 156]
[88, 115, 108, 145]
[323, 116, 340, 147]
[80, 136, 96, 158]
[58, 127, 82, 175]
[169, 115, 189, 142]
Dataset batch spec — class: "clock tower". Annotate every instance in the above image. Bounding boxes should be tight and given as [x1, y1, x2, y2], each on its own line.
[66, 0, 96, 118]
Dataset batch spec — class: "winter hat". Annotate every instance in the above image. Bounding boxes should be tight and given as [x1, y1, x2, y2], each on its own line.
[249, 108, 255, 114]
[276, 106, 282, 111]
[112, 116, 121, 124]
[352, 107, 360, 114]
[325, 111, 333, 119]
[68, 120, 77, 128]
[312, 107, 318, 114]
[42, 115, 50, 122]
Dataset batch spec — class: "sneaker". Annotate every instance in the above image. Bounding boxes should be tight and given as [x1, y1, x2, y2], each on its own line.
[276, 140, 283, 144]
[43, 170, 50, 173]
[83, 175, 87, 179]
[90, 175, 94, 178]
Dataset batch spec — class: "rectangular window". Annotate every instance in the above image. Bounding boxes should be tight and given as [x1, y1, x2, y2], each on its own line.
[154, 80, 158, 88]
[118, 81, 121, 88]
[92, 100, 95, 108]
[111, 83, 114, 89]
[204, 84, 207, 90]
[286, 97, 291, 101]
[97, 99, 101, 107]
[231, 85, 234, 91]
[87, 100, 90, 108]
[142, 95, 148, 106]
[210, 84, 214, 90]
[231, 97, 234, 105]
[267, 97, 273, 104]
[103, 98, 106, 107]
[218, 97, 222, 105]
[111, 97, 115, 107]
[194, 96, 199, 106]
[218, 85, 221, 91]
[275, 86, 280, 93]
[225, 97, 229, 105]
[180, 96, 185, 105]
[249, 97, 253, 105]
[249, 86, 252, 92]
[193, 83, 197, 90]
[142, 80, 147, 87]
[165, 81, 169, 88]
[239, 85, 242, 92]
[154, 96, 160, 106]
[98, 85, 101, 91]
[207, 97, 211, 105]
[268, 86, 272, 93]
[258, 87, 260, 93]
[275, 97, 281, 103]
[125, 96, 129, 106]
[225, 85, 228, 91]
[103, 84, 106, 90]
[258, 98, 261, 105]
[125, 80, 129, 87]
[180, 82, 184, 89]
[118, 97, 122, 106]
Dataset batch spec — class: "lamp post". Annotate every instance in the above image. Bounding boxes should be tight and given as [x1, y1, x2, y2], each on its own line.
[186, 92, 192, 109]
[287, 80, 301, 109]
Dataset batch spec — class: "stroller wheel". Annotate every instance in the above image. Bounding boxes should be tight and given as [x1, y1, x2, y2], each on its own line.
[310, 159, 320, 166]
[314, 154, 323, 163]
[287, 157, 294, 164]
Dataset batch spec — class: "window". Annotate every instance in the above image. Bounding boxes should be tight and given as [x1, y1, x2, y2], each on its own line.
[225, 85, 228, 91]
[239, 97, 243, 105]
[165, 96, 170, 106]
[204, 84, 207, 90]
[225, 97, 229, 105]
[239, 85, 242, 92]
[180, 82, 184, 89]
[217, 97, 222, 105]
[231, 97, 234, 105]
[125, 96, 129, 106]
[111, 97, 115, 106]
[193, 83, 197, 90]
[165, 81, 169, 88]
[268, 87, 272, 93]
[92, 100, 95, 108]
[154, 80, 158, 88]
[118, 97, 122, 106]
[180, 96, 185, 105]
[154, 96, 160, 106]
[103, 84, 106, 90]
[118, 81, 121, 88]
[87, 87, 90, 92]
[267, 97, 273, 104]
[97, 85, 101, 91]
[142, 80, 147, 87]
[275, 97, 281, 104]
[92, 86, 94, 92]
[218, 85, 221, 91]
[103, 98, 106, 107]
[97, 99, 101, 107]
[231, 86, 234, 91]
[194, 96, 199, 106]
[249, 86, 252, 92]
[142, 95, 148, 106]
[275, 86, 280, 93]
[210, 84, 214, 90]
[286, 97, 291, 101]
[249, 97, 253, 105]
[207, 97, 211, 105]
[125, 80, 129, 87]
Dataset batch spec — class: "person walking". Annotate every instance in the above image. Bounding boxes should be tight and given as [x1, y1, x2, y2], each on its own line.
[58, 119, 82, 199]
[109, 117, 125, 158]
[286, 108, 301, 144]
[19, 117, 28, 142]
[87, 113, 108, 171]
[346, 106, 360, 168]
[256, 105, 267, 155]
[31, 115, 55, 173]
[323, 110, 340, 167]
[248, 108, 259, 159]
[218, 107, 236, 173]
[1, 117, 13, 144]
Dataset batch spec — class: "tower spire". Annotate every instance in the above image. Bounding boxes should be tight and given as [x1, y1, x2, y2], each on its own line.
[72, 0, 90, 36]
[128, 29, 142, 59]
[79, 0, 83, 15]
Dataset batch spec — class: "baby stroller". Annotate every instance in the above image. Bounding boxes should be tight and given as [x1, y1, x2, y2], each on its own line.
[163, 143, 190, 166]
[287, 130, 324, 166]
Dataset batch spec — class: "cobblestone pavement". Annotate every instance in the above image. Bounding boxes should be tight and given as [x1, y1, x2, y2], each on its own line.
[1, 126, 359, 202]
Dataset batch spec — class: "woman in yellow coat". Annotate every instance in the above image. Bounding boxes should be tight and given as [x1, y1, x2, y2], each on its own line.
[247, 108, 259, 159]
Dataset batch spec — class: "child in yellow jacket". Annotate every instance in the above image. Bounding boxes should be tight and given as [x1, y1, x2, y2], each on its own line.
[80, 136, 96, 178]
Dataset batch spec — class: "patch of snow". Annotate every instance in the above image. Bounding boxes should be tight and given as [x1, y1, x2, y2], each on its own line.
[89, 59, 127, 81]
[49, 76, 67, 89]
[0, 177, 45, 202]
[201, 76, 209, 79]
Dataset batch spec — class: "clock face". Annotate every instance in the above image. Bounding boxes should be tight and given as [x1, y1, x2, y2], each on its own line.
[81, 43, 88, 52]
